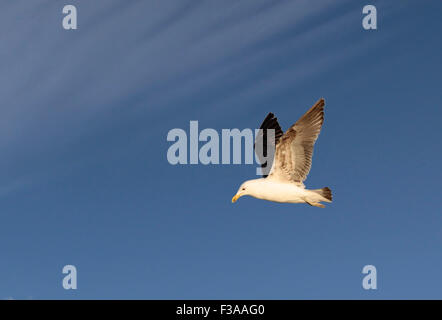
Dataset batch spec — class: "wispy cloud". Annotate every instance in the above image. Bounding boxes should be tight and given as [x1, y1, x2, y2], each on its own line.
[0, 0, 395, 194]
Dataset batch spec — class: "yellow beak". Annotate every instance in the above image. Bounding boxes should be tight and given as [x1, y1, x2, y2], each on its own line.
[232, 193, 241, 203]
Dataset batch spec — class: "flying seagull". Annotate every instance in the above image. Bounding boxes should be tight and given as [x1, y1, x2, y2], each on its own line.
[232, 98, 332, 208]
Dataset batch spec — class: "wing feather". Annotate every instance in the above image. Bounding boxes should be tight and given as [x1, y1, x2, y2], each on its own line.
[268, 98, 325, 183]
[254, 113, 283, 177]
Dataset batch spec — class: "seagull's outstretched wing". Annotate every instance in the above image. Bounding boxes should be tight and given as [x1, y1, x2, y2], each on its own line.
[254, 113, 283, 177]
[268, 98, 325, 183]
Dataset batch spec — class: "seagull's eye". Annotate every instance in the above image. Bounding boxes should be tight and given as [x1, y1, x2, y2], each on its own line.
[242, 187, 246, 191]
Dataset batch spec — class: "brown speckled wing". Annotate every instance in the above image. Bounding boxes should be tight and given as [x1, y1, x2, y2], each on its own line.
[269, 98, 325, 183]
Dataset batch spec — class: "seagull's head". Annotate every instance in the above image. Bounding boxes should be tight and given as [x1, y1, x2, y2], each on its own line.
[231, 179, 262, 203]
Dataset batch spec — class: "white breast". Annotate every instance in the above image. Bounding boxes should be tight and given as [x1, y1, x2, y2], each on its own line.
[251, 179, 309, 203]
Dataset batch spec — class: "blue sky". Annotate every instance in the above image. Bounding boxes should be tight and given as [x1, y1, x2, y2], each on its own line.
[0, 0, 441, 299]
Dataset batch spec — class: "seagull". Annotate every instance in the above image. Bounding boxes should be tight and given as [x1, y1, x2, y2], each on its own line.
[232, 98, 332, 208]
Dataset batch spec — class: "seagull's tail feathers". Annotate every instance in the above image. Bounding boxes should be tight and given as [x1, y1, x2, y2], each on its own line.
[312, 187, 332, 203]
